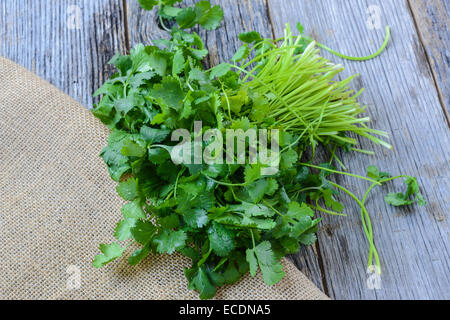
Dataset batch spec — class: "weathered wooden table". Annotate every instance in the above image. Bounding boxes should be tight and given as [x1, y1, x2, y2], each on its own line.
[1, 0, 448, 299]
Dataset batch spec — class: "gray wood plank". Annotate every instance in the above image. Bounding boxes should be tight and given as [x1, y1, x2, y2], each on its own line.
[126, 0, 326, 292]
[0, 0, 127, 108]
[408, 0, 449, 115]
[268, 0, 449, 299]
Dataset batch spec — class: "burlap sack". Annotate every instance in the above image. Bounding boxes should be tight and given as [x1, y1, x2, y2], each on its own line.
[0, 56, 328, 300]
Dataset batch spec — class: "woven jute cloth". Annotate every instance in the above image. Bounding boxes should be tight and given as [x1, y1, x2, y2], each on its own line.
[0, 56, 328, 300]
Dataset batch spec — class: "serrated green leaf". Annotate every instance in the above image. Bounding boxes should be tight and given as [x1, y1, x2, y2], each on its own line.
[116, 177, 139, 201]
[194, 1, 224, 30]
[140, 126, 171, 144]
[247, 179, 268, 203]
[385, 192, 413, 206]
[131, 220, 157, 245]
[121, 200, 146, 220]
[246, 248, 258, 276]
[184, 208, 209, 228]
[253, 241, 285, 286]
[128, 244, 151, 265]
[176, 7, 197, 29]
[114, 218, 137, 241]
[121, 139, 146, 157]
[210, 63, 231, 79]
[172, 49, 185, 75]
[185, 267, 217, 300]
[239, 31, 263, 44]
[93, 243, 124, 268]
[153, 229, 187, 254]
[244, 165, 261, 184]
[208, 222, 234, 257]
[150, 76, 184, 111]
[137, 0, 158, 10]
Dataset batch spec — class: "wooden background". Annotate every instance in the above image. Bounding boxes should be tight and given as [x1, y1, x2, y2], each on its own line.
[1, 0, 448, 299]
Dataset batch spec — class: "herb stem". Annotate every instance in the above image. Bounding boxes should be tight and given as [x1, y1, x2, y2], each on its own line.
[300, 163, 381, 185]
[305, 26, 391, 61]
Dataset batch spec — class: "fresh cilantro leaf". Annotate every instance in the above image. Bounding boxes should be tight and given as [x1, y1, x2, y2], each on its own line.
[184, 208, 209, 228]
[150, 76, 184, 111]
[128, 244, 151, 265]
[100, 130, 132, 181]
[247, 179, 269, 203]
[148, 147, 170, 164]
[209, 63, 231, 79]
[194, 1, 224, 30]
[189, 68, 208, 83]
[296, 22, 304, 34]
[131, 220, 157, 245]
[121, 139, 146, 157]
[385, 192, 414, 206]
[208, 222, 234, 257]
[114, 94, 143, 115]
[172, 49, 185, 75]
[246, 241, 285, 286]
[185, 266, 217, 300]
[160, 5, 182, 18]
[121, 200, 146, 220]
[116, 177, 139, 201]
[229, 202, 273, 218]
[176, 7, 197, 29]
[153, 229, 187, 254]
[159, 214, 180, 229]
[281, 149, 298, 169]
[140, 126, 171, 144]
[138, 0, 159, 11]
[367, 165, 390, 181]
[273, 202, 316, 238]
[114, 218, 137, 241]
[265, 178, 279, 196]
[298, 233, 317, 246]
[245, 164, 262, 184]
[385, 177, 427, 207]
[239, 31, 263, 44]
[108, 53, 132, 75]
[93, 243, 124, 268]
[232, 45, 249, 62]
[246, 248, 258, 276]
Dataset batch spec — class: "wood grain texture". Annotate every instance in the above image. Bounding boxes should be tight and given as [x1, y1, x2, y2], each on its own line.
[268, 0, 449, 299]
[408, 0, 449, 115]
[0, 0, 127, 108]
[126, 0, 326, 293]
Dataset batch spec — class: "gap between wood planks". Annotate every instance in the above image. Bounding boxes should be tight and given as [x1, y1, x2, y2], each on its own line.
[406, 0, 449, 126]
[122, 0, 131, 54]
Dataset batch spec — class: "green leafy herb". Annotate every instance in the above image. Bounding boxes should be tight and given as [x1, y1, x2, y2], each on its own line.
[92, 0, 425, 299]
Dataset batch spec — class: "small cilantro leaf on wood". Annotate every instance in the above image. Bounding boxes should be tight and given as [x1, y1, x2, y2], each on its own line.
[194, 1, 224, 30]
[138, 0, 159, 11]
[239, 31, 263, 44]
